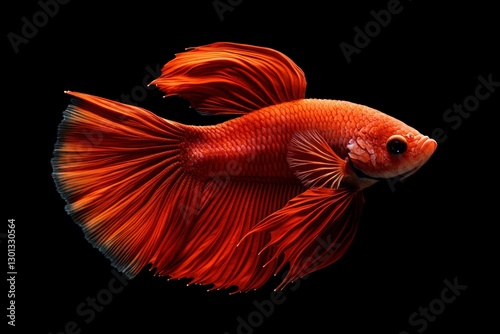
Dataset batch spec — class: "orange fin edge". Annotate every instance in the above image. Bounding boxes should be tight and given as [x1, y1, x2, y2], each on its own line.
[151, 42, 307, 115]
[240, 187, 364, 290]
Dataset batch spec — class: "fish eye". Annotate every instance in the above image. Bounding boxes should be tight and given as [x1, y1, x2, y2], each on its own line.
[386, 135, 407, 155]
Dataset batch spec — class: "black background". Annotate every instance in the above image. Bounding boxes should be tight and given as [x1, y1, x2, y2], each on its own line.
[4, 1, 498, 333]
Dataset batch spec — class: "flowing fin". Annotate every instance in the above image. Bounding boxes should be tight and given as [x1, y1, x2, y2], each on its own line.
[287, 130, 349, 189]
[151, 42, 306, 115]
[155, 180, 304, 292]
[241, 188, 364, 291]
[52, 91, 194, 278]
[53, 94, 305, 291]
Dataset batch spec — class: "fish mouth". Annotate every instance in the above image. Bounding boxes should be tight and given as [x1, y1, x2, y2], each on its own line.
[398, 136, 437, 180]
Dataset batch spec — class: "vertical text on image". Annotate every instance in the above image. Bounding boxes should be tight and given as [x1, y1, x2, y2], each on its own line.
[6, 218, 17, 327]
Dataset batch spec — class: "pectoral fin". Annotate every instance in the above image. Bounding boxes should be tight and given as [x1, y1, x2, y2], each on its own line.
[287, 130, 349, 189]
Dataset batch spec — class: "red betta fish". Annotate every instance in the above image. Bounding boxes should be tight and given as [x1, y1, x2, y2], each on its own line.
[52, 42, 437, 292]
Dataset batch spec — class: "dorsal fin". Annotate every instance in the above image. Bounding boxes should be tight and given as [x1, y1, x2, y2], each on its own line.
[150, 42, 307, 115]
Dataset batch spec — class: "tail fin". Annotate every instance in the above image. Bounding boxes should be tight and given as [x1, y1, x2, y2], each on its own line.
[52, 91, 192, 278]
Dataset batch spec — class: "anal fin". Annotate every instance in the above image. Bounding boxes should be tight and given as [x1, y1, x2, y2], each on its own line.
[154, 179, 304, 292]
[241, 187, 364, 290]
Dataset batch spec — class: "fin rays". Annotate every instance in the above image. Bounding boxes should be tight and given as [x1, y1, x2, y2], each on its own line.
[151, 42, 306, 115]
[156, 180, 304, 292]
[241, 188, 364, 290]
[287, 130, 348, 189]
[52, 92, 190, 278]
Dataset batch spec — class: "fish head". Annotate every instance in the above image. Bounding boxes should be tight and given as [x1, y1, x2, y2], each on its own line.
[346, 112, 437, 181]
